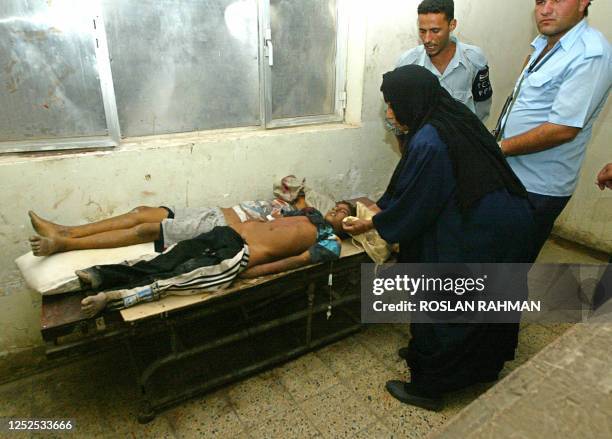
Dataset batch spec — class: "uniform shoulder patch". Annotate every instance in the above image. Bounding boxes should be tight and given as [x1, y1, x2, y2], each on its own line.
[472, 65, 492, 102]
[581, 28, 605, 59]
[462, 44, 487, 69]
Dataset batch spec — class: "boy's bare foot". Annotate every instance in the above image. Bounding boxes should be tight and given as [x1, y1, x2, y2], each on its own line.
[29, 235, 65, 256]
[76, 269, 103, 289]
[81, 292, 108, 318]
[28, 211, 69, 238]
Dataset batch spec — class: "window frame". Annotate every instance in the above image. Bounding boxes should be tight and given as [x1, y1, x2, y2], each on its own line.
[259, 0, 349, 129]
[0, 2, 120, 154]
[0, 0, 348, 154]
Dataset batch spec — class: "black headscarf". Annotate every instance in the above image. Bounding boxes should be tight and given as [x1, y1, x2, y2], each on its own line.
[380, 65, 527, 210]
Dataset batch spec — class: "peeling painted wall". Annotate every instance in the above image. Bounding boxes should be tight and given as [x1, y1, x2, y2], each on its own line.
[0, 0, 609, 374]
[0, 124, 397, 375]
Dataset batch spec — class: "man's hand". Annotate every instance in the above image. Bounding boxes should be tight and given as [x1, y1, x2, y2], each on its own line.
[596, 163, 612, 190]
[342, 218, 373, 235]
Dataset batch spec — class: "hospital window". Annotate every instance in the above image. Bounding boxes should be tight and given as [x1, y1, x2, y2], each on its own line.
[0, 0, 348, 153]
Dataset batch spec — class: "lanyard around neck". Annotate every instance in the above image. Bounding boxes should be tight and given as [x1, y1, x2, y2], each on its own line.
[494, 42, 561, 140]
[527, 42, 562, 74]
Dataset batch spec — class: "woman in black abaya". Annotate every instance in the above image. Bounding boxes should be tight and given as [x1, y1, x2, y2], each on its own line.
[343, 65, 535, 410]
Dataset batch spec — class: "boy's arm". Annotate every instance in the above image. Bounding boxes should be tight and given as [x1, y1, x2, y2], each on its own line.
[240, 250, 312, 278]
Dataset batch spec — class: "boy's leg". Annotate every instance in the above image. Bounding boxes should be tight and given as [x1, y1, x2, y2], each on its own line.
[78, 227, 248, 316]
[29, 206, 169, 238]
[30, 222, 161, 256]
[80, 286, 165, 317]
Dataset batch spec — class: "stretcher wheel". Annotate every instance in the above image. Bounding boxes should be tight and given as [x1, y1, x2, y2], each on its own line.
[137, 401, 156, 424]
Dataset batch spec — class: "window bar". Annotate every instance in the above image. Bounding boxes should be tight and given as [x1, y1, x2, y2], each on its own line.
[263, 0, 347, 129]
[0, 4, 120, 153]
[92, 6, 121, 145]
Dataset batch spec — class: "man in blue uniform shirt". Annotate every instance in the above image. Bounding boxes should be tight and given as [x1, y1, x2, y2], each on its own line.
[496, 0, 611, 257]
[396, 0, 493, 123]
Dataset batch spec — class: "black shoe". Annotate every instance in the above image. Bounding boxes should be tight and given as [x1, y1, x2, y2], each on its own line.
[385, 380, 444, 411]
[398, 346, 410, 359]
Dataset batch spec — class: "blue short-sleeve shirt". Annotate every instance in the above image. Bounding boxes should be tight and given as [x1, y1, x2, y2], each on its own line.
[396, 37, 493, 123]
[503, 20, 612, 196]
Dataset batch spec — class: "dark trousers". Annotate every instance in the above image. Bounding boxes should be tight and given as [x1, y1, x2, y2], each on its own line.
[90, 226, 245, 290]
[527, 192, 571, 259]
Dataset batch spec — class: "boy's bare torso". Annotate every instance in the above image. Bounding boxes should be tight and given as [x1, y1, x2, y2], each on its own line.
[232, 216, 317, 267]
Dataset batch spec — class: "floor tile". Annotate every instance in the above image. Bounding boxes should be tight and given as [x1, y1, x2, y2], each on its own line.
[166, 390, 245, 438]
[354, 421, 395, 439]
[442, 384, 493, 418]
[226, 373, 293, 427]
[382, 405, 449, 439]
[540, 323, 574, 336]
[315, 335, 385, 380]
[299, 384, 377, 438]
[249, 407, 320, 439]
[228, 431, 252, 439]
[29, 400, 106, 438]
[354, 325, 409, 375]
[97, 398, 176, 438]
[517, 324, 564, 356]
[0, 377, 32, 418]
[389, 323, 411, 337]
[275, 353, 340, 402]
[342, 361, 404, 416]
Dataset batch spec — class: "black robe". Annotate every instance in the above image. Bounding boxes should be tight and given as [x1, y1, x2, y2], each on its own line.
[373, 124, 535, 393]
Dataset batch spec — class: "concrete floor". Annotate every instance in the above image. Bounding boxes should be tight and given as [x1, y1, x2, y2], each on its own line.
[0, 238, 606, 438]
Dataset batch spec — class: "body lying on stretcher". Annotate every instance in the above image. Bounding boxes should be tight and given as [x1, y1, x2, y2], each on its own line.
[77, 204, 352, 317]
[29, 190, 317, 257]
[21, 192, 391, 318]
[25, 202, 364, 315]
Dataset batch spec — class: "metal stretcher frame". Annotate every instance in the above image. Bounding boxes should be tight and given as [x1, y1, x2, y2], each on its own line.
[41, 240, 369, 423]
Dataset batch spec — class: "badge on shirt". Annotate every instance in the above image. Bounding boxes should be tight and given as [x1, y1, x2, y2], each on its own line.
[472, 66, 493, 102]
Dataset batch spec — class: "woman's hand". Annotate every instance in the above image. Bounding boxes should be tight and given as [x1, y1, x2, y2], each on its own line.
[369, 204, 382, 214]
[342, 218, 374, 235]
